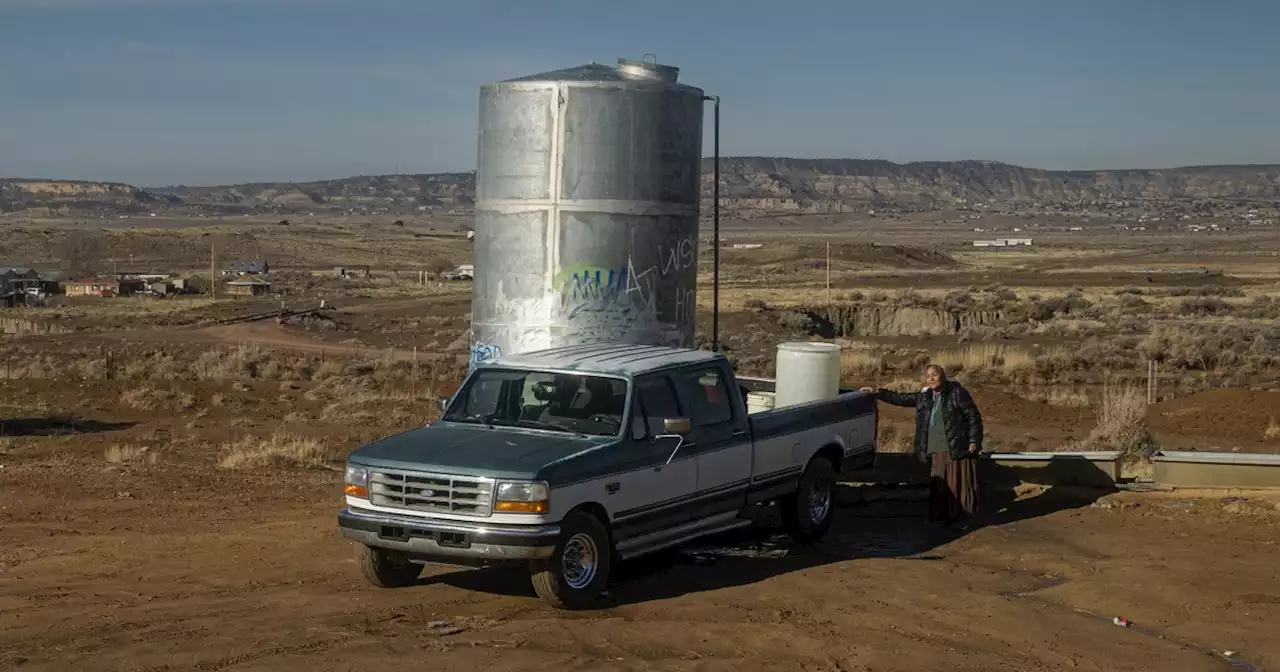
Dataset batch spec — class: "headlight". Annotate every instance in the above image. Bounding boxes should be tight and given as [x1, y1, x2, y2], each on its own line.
[344, 463, 369, 498]
[494, 481, 549, 514]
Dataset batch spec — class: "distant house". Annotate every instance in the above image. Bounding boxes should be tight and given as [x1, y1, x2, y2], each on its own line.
[973, 238, 1033, 248]
[0, 267, 41, 294]
[223, 260, 269, 276]
[334, 266, 370, 279]
[65, 277, 122, 297]
[225, 277, 272, 297]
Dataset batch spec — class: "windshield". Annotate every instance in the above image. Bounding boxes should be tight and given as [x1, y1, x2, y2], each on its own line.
[443, 368, 628, 437]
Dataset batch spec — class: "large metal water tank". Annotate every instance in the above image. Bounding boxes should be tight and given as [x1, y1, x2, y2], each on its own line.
[469, 57, 705, 365]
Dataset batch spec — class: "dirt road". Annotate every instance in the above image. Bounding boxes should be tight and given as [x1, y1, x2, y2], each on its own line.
[2, 461, 1276, 672]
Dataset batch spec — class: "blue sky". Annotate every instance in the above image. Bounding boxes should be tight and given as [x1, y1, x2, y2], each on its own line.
[1, 0, 1276, 186]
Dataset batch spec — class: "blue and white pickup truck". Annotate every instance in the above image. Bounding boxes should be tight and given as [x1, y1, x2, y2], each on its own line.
[339, 343, 877, 608]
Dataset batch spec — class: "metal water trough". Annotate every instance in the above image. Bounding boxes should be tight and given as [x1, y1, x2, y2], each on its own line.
[1153, 451, 1280, 489]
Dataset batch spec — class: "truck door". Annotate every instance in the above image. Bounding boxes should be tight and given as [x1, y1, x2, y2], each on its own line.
[673, 363, 753, 521]
[608, 374, 698, 542]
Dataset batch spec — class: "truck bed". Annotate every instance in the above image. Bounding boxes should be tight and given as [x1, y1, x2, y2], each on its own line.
[736, 375, 877, 474]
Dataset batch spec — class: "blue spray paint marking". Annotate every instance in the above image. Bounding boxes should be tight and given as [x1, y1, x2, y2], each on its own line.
[469, 342, 502, 368]
[555, 266, 631, 318]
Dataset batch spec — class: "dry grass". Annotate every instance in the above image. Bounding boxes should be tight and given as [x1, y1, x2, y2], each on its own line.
[1084, 378, 1158, 459]
[932, 344, 1040, 374]
[217, 431, 334, 470]
[121, 386, 197, 412]
[1019, 387, 1091, 408]
[0, 343, 464, 393]
[104, 444, 156, 464]
[876, 424, 915, 453]
[1265, 418, 1280, 442]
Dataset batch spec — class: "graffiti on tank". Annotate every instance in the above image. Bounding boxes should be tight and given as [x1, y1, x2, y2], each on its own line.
[658, 236, 696, 276]
[469, 342, 502, 367]
[489, 282, 552, 322]
[625, 258, 658, 313]
[675, 289, 696, 326]
[554, 266, 630, 318]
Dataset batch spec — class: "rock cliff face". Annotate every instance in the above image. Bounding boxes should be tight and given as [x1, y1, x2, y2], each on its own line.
[808, 304, 1008, 337]
[0, 179, 168, 214]
[4, 160, 1279, 216]
[706, 159, 1280, 211]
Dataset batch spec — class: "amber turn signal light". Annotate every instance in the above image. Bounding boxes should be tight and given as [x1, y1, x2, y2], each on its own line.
[494, 500, 548, 514]
[344, 484, 368, 498]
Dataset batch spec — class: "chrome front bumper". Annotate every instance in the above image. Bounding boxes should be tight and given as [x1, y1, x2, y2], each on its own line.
[338, 507, 559, 562]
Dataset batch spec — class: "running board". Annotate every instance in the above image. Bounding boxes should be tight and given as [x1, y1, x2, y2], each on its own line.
[615, 511, 753, 560]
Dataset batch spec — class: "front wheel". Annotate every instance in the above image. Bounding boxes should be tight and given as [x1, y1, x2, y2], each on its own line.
[783, 456, 837, 543]
[357, 545, 423, 588]
[530, 511, 612, 609]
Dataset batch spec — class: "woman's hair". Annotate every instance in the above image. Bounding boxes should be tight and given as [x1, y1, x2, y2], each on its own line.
[924, 364, 947, 381]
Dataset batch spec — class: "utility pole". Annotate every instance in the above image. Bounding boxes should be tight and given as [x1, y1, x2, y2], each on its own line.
[210, 240, 216, 301]
[825, 241, 832, 306]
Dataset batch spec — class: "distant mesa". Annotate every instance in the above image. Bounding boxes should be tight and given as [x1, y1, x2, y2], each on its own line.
[2, 159, 1278, 217]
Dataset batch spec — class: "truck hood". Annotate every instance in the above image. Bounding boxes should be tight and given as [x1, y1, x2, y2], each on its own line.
[347, 423, 613, 479]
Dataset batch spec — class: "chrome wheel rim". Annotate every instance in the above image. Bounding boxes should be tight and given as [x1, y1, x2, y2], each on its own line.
[809, 480, 832, 523]
[561, 533, 598, 590]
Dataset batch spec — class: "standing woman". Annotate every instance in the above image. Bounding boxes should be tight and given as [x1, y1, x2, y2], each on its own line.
[862, 365, 984, 528]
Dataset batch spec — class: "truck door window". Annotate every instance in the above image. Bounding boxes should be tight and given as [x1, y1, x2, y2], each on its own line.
[682, 368, 733, 426]
[630, 376, 683, 440]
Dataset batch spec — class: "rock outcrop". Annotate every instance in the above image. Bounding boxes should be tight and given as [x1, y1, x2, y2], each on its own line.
[5, 159, 1279, 216]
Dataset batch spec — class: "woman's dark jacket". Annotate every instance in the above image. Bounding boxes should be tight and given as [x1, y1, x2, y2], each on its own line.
[875, 382, 984, 460]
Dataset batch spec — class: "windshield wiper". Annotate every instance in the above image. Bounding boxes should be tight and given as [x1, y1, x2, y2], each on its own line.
[513, 419, 587, 437]
[452, 413, 496, 428]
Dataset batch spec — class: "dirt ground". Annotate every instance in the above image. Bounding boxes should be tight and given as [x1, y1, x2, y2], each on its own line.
[2, 461, 1278, 672]
[4, 216, 1280, 670]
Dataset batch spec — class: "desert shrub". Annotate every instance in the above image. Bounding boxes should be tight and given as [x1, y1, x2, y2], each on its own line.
[994, 287, 1019, 302]
[1177, 297, 1231, 316]
[1069, 339, 1134, 370]
[1118, 294, 1149, 310]
[776, 310, 813, 331]
[942, 290, 973, 311]
[1172, 282, 1239, 295]
[743, 298, 770, 312]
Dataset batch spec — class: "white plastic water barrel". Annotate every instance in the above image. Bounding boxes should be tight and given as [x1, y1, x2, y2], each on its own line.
[774, 342, 842, 408]
[746, 391, 776, 414]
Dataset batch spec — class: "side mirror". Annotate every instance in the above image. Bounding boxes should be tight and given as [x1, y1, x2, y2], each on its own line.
[662, 417, 692, 435]
[655, 417, 692, 465]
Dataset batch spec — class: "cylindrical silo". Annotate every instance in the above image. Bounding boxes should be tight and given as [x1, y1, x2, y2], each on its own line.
[469, 57, 705, 365]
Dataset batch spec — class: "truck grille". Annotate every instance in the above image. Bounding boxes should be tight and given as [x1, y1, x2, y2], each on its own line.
[368, 469, 495, 517]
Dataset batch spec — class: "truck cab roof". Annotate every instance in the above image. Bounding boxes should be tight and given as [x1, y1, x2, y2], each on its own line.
[478, 343, 725, 378]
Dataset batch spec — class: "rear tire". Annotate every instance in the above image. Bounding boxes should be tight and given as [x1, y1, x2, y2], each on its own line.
[358, 545, 423, 588]
[783, 456, 837, 543]
[530, 511, 612, 609]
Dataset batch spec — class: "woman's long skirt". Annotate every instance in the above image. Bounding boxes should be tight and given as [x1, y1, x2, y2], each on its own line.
[928, 451, 979, 522]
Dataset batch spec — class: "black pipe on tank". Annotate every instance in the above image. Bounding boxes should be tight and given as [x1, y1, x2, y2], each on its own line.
[703, 94, 721, 351]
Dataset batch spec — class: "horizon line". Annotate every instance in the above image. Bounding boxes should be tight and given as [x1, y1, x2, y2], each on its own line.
[4, 157, 1280, 191]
